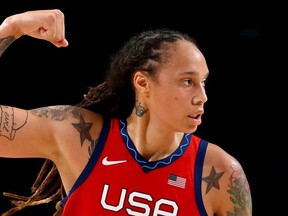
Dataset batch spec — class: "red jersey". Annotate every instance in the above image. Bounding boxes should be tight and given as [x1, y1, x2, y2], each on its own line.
[62, 118, 208, 215]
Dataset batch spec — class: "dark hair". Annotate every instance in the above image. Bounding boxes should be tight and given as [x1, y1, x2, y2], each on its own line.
[78, 28, 196, 118]
[2, 28, 196, 216]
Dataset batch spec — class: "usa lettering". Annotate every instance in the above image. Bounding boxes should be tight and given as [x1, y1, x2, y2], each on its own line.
[101, 184, 178, 215]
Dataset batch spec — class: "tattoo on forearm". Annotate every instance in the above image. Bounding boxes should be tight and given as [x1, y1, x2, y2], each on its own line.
[0, 106, 28, 140]
[227, 164, 252, 215]
[202, 166, 225, 194]
[0, 36, 16, 58]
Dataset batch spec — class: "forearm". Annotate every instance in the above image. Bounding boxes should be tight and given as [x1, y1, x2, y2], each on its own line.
[0, 9, 68, 55]
[0, 13, 24, 58]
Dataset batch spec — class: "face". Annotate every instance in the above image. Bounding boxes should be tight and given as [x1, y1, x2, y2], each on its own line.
[147, 40, 209, 133]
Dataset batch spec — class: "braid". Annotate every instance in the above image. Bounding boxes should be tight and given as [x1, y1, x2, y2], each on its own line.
[2, 160, 64, 216]
[77, 81, 132, 118]
[2, 28, 197, 216]
[77, 82, 114, 108]
[1, 83, 115, 216]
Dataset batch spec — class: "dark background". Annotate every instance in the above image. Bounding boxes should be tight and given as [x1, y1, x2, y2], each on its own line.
[0, 1, 286, 215]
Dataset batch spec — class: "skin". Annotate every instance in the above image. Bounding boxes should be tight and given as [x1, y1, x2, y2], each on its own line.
[0, 9, 68, 50]
[128, 41, 208, 161]
[0, 9, 252, 216]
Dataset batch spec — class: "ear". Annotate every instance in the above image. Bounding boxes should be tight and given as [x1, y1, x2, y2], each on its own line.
[133, 71, 150, 96]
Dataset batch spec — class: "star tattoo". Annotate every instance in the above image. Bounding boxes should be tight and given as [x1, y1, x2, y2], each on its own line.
[202, 166, 225, 194]
[72, 114, 93, 146]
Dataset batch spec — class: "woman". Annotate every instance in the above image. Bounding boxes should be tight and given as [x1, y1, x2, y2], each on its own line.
[0, 9, 252, 216]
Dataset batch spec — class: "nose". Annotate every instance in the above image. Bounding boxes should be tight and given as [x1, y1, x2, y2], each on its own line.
[192, 85, 208, 105]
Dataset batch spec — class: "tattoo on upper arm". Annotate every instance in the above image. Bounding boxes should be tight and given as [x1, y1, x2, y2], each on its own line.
[227, 164, 252, 215]
[31, 106, 98, 159]
[202, 166, 225, 194]
[72, 114, 93, 146]
[0, 36, 16, 58]
[0, 106, 28, 140]
[72, 114, 98, 159]
[30, 106, 81, 120]
[88, 138, 98, 158]
[202, 164, 252, 215]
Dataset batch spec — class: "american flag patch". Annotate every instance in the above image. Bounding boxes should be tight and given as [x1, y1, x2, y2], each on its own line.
[168, 174, 186, 189]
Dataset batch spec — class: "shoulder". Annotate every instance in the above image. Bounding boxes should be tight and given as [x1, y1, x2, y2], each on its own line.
[201, 142, 252, 215]
[49, 105, 104, 138]
[44, 105, 105, 190]
[36, 105, 104, 158]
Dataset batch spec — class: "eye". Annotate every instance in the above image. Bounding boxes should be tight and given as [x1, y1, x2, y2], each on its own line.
[183, 79, 192, 86]
[202, 79, 207, 87]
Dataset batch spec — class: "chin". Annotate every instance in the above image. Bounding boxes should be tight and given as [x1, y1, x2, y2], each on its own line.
[182, 125, 198, 134]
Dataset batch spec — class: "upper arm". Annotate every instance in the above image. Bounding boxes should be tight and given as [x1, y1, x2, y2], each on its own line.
[0, 104, 104, 193]
[0, 105, 85, 159]
[202, 143, 252, 216]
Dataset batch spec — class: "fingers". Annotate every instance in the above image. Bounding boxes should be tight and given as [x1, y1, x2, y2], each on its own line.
[40, 9, 67, 47]
[51, 38, 69, 48]
[34, 9, 68, 47]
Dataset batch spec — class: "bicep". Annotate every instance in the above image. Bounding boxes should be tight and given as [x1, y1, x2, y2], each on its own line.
[0, 105, 64, 158]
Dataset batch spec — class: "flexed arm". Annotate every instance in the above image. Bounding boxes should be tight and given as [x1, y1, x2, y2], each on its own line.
[0, 9, 69, 57]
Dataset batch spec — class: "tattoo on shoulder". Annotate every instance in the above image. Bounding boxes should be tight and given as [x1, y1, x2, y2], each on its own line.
[202, 166, 225, 194]
[31, 106, 98, 158]
[0, 36, 16, 58]
[0, 105, 28, 140]
[202, 164, 252, 215]
[30, 106, 81, 121]
[88, 138, 98, 158]
[227, 164, 252, 215]
[71, 113, 98, 159]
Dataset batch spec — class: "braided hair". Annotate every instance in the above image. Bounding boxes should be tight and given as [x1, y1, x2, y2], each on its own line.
[2, 28, 196, 216]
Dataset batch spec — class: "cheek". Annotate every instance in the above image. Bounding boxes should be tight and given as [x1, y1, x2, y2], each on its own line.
[150, 90, 170, 108]
[150, 86, 183, 107]
[161, 92, 178, 103]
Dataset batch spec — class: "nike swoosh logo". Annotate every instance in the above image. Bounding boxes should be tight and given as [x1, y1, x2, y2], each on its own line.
[102, 156, 127, 166]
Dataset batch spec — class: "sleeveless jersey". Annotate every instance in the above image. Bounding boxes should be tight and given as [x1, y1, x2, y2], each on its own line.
[62, 118, 208, 215]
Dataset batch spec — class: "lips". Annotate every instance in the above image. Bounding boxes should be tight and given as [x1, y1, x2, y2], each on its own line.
[188, 114, 202, 126]
[189, 110, 204, 119]
[190, 114, 200, 119]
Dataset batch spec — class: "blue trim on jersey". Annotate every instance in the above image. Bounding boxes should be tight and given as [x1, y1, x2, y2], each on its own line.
[194, 139, 208, 216]
[61, 118, 110, 206]
[120, 119, 190, 172]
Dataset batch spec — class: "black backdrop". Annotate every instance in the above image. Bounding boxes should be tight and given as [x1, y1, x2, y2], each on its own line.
[0, 1, 286, 215]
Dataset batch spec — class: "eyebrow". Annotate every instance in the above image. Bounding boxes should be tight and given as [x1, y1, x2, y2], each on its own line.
[179, 71, 209, 79]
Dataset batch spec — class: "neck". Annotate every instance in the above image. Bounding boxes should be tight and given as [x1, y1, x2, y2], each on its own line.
[126, 113, 184, 161]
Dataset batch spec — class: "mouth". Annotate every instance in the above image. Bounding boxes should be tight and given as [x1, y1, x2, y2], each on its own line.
[188, 110, 204, 119]
[188, 114, 201, 119]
